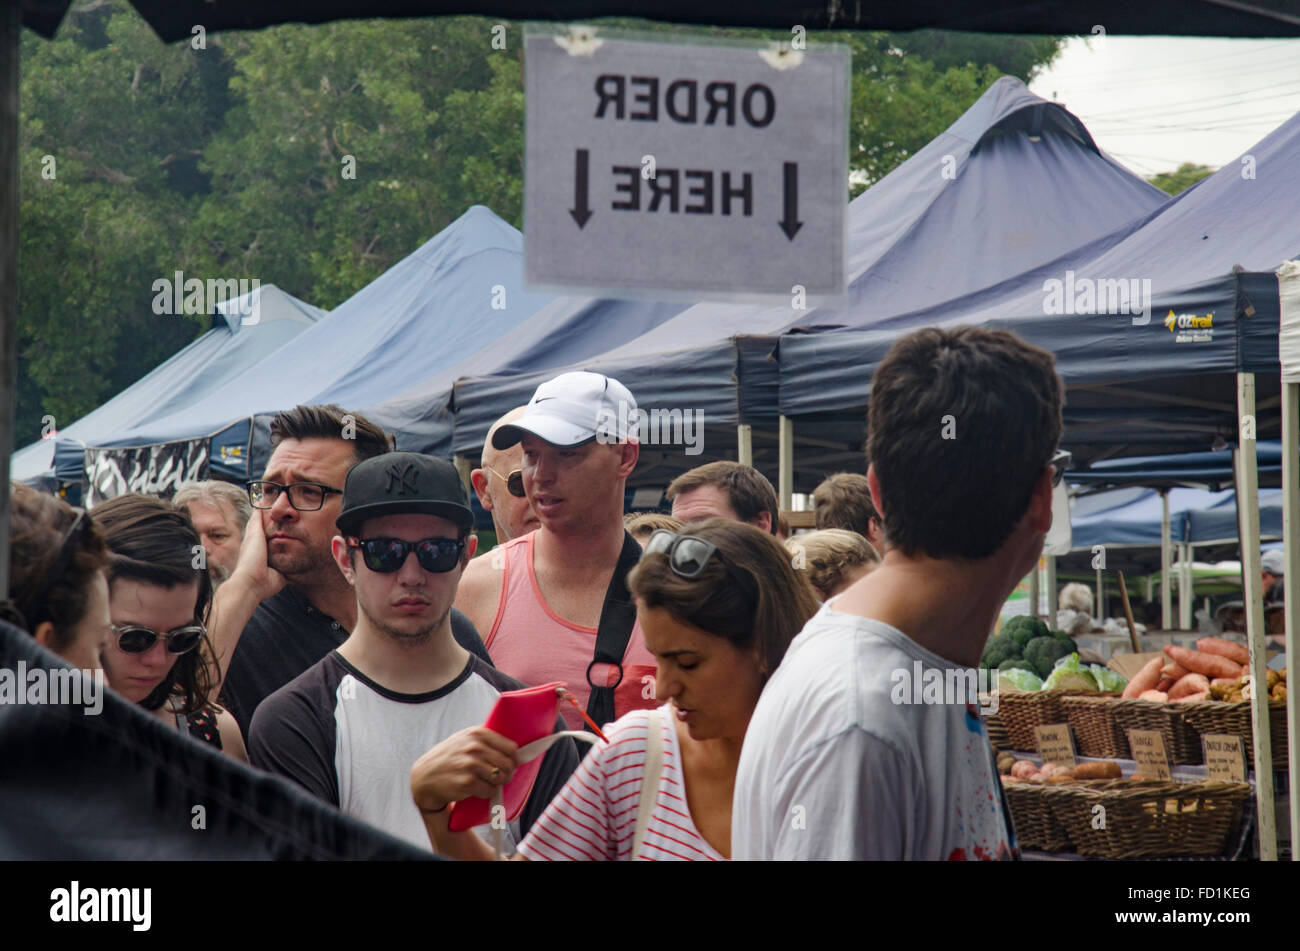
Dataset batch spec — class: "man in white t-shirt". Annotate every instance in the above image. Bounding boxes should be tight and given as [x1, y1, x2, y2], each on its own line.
[733, 326, 1065, 860]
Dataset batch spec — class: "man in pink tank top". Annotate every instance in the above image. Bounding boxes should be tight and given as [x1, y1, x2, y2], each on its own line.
[454, 372, 659, 731]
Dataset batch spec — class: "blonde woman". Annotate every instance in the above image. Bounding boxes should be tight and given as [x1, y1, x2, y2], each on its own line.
[786, 529, 880, 600]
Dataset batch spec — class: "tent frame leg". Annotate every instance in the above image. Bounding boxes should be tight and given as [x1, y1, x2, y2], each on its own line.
[1236, 371, 1277, 861]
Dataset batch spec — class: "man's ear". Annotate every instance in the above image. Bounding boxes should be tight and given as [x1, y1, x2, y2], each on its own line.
[1030, 468, 1054, 534]
[617, 441, 639, 477]
[754, 511, 773, 534]
[470, 469, 493, 510]
[866, 464, 886, 520]
[464, 533, 479, 563]
[32, 620, 58, 650]
[331, 535, 356, 585]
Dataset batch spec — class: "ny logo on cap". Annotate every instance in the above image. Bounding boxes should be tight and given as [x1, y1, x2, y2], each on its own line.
[385, 462, 418, 495]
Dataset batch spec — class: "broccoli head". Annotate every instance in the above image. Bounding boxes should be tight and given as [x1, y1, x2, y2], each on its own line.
[998, 658, 1036, 673]
[1023, 635, 1072, 680]
[1003, 615, 1049, 649]
[980, 634, 1020, 669]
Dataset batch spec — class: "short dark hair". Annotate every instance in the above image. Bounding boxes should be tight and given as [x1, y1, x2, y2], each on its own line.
[94, 494, 216, 715]
[812, 473, 879, 537]
[6, 484, 110, 644]
[665, 461, 779, 535]
[269, 404, 392, 465]
[629, 519, 820, 678]
[866, 326, 1062, 560]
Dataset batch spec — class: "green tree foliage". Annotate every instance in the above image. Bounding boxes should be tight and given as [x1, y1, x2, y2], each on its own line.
[1147, 162, 1215, 196]
[16, 5, 1061, 456]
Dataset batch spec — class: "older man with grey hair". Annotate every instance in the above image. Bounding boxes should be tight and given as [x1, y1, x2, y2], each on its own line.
[174, 480, 253, 587]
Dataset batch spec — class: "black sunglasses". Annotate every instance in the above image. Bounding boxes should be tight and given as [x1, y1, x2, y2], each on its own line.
[349, 536, 466, 574]
[484, 465, 525, 498]
[248, 481, 343, 511]
[643, 530, 758, 602]
[112, 623, 205, 655]
[1050, 449, 1072, 488]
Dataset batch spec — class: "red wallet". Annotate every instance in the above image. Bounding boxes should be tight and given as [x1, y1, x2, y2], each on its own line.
[447, 681, 566, 831]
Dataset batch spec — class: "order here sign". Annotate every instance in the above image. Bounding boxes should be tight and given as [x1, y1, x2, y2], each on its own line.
[524, 30, 849, 299]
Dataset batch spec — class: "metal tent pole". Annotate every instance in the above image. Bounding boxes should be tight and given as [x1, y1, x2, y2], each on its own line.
[1281, 376, 1300, 859]
[778, 415, 793, 512]
[1161, 491, 1173, 629]
[1235, 372, 1277, 860]
[737, 424, 752, 467]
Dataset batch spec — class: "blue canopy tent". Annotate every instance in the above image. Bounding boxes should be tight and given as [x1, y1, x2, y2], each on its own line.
[1067, 441, 1288, 490]
[777, 107, 1300, 483]
[450, 77, 1168, 489]
[12, 284, 324, 497]
[78, 206, 552, 500]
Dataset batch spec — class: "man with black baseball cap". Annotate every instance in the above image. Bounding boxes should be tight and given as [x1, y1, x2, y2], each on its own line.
[248, 452, 578, 852]
[455, 371, 660, 731]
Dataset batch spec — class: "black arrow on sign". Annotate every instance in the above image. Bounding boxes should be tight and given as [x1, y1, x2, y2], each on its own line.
[570, 149, 592, 229]
[779, 161, 802, 241]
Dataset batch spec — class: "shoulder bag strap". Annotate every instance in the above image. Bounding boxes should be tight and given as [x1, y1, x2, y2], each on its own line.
[584, 531, 644, 727]
[630, 709, 663, 860]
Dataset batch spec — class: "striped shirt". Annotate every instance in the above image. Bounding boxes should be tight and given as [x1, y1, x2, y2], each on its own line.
[517, 705, 725, 862]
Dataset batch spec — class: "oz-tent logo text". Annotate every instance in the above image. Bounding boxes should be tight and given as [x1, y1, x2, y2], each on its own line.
[0, 662, 104, 715]
[1042, 270, 1152, 326]
[596, 401, 704, 456]
[152, 271, 262, 325]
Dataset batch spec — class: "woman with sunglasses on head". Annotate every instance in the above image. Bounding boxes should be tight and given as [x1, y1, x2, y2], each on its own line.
[94, 494, 247, 762]
[4, 484, 113, 670]
[412, 518, 820, 860]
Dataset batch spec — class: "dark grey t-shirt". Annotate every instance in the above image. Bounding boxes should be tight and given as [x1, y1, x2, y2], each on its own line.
[219, 586, 491, 738]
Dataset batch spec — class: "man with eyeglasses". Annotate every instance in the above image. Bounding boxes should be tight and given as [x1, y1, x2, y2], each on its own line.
[248, 452, 578, 852]
[470, 407, 540, 545]
[209, 404, 491, 740]
[732, 326, 1064, 861]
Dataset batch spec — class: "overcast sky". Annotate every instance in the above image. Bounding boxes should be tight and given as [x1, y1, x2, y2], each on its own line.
[1028, 35, 1300, 178]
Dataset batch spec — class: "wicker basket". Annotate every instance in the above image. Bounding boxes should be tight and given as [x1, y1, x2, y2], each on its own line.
[1108, 698, 1203, 765]
[1039, 778, 1251, 859]
[1061, 694, 1129, 759]
[1180, 699, 1289, 772]
[985, 711, 1012, 751]
[1002, 780, 1072, 852]
[994, 689, 1098, 752]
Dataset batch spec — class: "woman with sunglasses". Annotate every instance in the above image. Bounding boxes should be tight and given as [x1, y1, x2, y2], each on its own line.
[4, 484, 113, 670]
[94, 494, 247, 761]
[412, 518, 820, 860]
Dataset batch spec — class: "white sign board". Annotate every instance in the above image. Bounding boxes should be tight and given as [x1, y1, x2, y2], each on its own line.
[524, 29, 848, 300]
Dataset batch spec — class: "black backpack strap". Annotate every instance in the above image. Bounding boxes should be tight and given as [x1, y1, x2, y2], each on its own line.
[585, 531, 644, 728]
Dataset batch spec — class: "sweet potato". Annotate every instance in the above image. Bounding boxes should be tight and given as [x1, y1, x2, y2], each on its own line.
[1122, 657, 1164, 699]
[1163, 644, 1243, 680]
[1155, 677, 1175, 693]
[1168, 672, 1210, 700]
[1196, 637, 1249, 666]
[1139, 689, 1169, 702]
[1073, 761, 1122, 780]
[1162, 663, 1188, 680]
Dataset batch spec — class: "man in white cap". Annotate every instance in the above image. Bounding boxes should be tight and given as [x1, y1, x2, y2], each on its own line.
[1261, 549, 1285, 601]
[454, 371, 659, 731]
